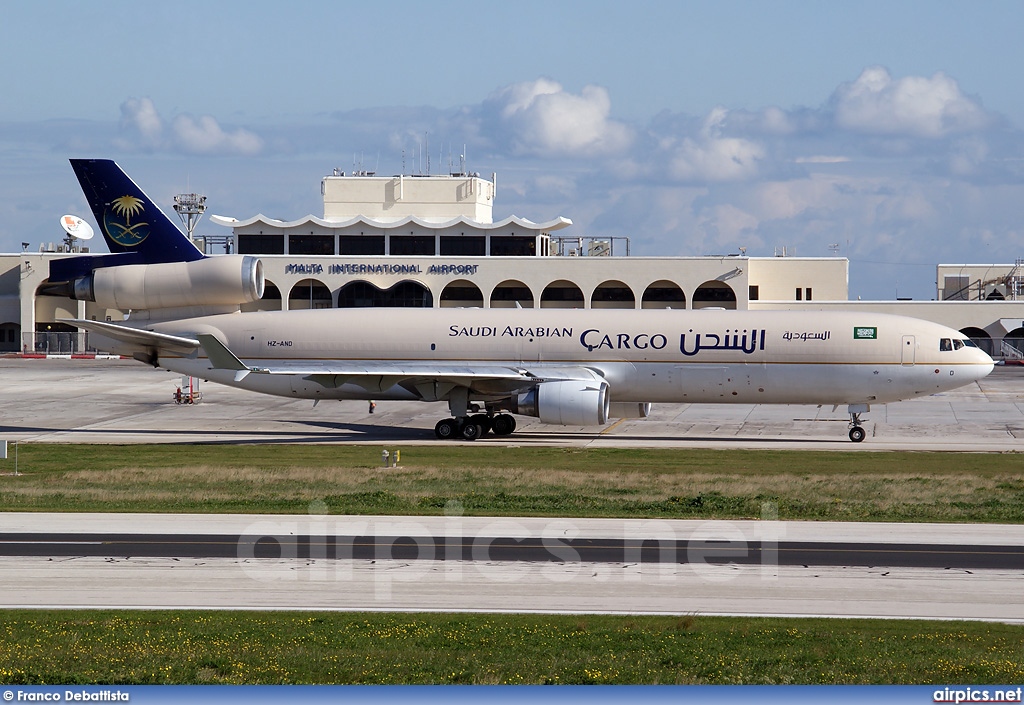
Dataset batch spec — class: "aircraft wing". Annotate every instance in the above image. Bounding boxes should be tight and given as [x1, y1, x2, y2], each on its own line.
[195, 333, 599, 396]
[59, 321, 599, 395]
[62, 318, 201, 356]
[280, 364, 540, 396]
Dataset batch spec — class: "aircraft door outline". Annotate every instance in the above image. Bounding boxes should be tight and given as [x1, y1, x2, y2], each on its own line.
[901, 335, 916, 366]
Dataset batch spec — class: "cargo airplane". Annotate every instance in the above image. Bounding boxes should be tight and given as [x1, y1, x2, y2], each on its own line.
[52, 160, 994, 442]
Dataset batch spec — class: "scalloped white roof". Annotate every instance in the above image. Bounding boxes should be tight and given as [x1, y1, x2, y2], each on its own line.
[210, 213, 573, 232]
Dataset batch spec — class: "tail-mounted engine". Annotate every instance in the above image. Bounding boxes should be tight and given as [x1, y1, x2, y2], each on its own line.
[59, 255, 264, 310]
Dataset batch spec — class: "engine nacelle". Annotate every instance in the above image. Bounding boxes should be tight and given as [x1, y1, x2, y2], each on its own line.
[608, 402, 652, 419]
[513, 380, 610, 426]
[69, 255, 264, 310]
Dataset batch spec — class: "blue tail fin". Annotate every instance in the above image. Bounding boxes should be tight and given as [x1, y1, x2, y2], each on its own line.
[70, 159, 204, 265]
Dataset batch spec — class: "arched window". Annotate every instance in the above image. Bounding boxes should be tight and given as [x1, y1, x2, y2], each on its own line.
[692, 280, 737, 310]
[490, 280, 534, 308]
[440, 280, 484, 308]
[592, 280, 636, 309]
[385, 281, 433, 307]
[287, 279, 333, 309]
[337, 281, 433, 308]
[641, 280, 686, 309]
[1004, 327, 1024, 359]
[337, 281, 379, 308]
[540, 280, 584, 309]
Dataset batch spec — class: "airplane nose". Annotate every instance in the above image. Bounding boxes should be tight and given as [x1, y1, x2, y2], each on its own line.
[973, 350, 995, 380]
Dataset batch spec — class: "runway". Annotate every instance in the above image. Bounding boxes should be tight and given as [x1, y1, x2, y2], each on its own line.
[1, 357, 1022, 450]
[2, 532, 1023, 570]
[1, 513, 1023, 621]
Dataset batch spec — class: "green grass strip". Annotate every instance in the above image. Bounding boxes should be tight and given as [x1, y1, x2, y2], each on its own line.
[0, 610, 1022, 685]
[1, 445, 1023, 521]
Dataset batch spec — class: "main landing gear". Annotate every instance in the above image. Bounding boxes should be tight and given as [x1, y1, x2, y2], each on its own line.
[847, 403, 869, 443]
[434, 413, 517, 441]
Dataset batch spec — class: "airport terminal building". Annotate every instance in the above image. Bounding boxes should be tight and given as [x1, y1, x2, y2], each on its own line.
[3, 168, 1024, 356]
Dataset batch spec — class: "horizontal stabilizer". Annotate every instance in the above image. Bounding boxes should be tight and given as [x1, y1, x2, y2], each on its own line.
[196, 334, 251, 381]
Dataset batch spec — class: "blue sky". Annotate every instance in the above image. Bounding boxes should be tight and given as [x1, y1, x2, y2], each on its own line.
[2, 0, 1023, 300]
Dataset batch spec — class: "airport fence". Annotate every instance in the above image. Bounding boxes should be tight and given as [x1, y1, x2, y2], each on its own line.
[21, 331, 98, 355]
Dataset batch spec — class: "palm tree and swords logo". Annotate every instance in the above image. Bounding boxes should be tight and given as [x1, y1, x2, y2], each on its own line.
[104, 195, 151, 247]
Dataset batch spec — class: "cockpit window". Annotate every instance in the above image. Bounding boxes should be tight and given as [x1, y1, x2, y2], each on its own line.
[939, 338, 952, 351]
[962, 339, 978, 348]
[952, 339, 965, 350]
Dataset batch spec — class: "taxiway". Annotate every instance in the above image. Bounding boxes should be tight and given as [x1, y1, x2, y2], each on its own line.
[1, 358, 1022, 450]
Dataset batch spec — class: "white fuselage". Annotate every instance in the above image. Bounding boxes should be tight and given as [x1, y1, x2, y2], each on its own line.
[96, 307, 995, 409]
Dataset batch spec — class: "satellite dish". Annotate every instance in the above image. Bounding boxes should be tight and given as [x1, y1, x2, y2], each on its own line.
[60, 215, 94, 240]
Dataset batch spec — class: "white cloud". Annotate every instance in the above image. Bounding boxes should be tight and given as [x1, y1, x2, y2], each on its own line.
[760, 106, 795, 135]
[171, 114, 263, 155]
[668, 108, 765, 182]
[707, 203, 761, 246]
[495, 78, 564, 118]
[116, 97, 263, 155]
[831, 66, 989, 138]
[795, 156, 850, 164]
[946, 137, 990, 176]
[479, 69, 1020, 299]
[119, 97, 163, 148]
[525, 174, 578, 202]
[752, 179, 838, 221]
[484, 79, 633, 157]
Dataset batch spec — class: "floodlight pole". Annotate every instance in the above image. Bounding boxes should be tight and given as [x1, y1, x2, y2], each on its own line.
[173, 192, 207, 250]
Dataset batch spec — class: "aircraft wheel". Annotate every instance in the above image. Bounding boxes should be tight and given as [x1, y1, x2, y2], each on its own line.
[435, 418, 458, 440]
[470, 413, 491, 434]
[460, 421, 482, 441]
[848, 426, 866, 443]
[491, 414, 516, 436]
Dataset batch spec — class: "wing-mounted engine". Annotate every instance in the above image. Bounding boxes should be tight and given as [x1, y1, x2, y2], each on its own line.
[55, 255, 264, 311]
[510, 379, 611, 426]
[608, 402, 652, 419]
